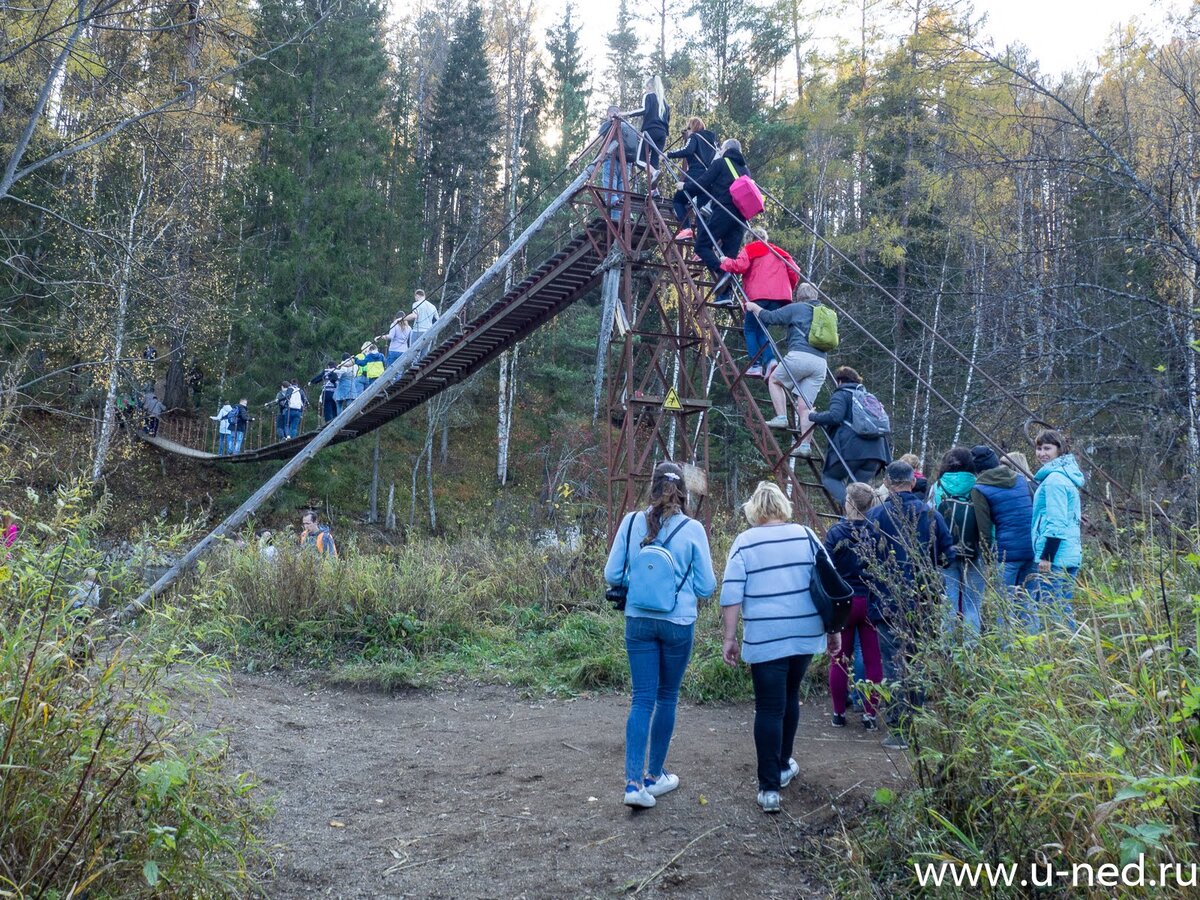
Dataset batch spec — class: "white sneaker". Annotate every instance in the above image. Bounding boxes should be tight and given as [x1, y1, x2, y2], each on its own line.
[624, 785, 656, 808]
[780, 758, 800, 789]
[790, 442, 813, 458]
[744, 365, 764, 378]
[644, 772, 679, 797]
[757, 790, 781, 813]
[764, 414, 790, 429]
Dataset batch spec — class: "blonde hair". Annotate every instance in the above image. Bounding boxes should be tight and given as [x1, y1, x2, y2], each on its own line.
[743, 481, 792, 526]
[753, 226, 769, 243]
[795, 283, 818, 302]
[899, 453, 921, 470]
[844, 482, 878, 520]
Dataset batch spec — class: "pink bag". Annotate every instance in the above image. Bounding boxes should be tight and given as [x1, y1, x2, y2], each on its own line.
[725, 157, 764, 220]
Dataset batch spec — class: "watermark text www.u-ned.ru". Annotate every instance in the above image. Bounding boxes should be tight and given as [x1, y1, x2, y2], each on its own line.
[914, 855, 1199, 889]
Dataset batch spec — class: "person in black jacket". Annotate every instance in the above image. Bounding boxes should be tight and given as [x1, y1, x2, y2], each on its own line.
[687, 139, 750, 303]
[630, 76, 670, 180]
[667, 116, 717, 238]
[309, 361, 339, 425]
[864, 460, 955, 750]
[808, 366, 892, 505]
[825, 482, 884, 731]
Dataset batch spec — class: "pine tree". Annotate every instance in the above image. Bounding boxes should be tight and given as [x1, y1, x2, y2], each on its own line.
[606, 0, 642, 109]
[426, 2, 500, 287]
[546, 4, 593, 168]
[236, 0, 395, 379]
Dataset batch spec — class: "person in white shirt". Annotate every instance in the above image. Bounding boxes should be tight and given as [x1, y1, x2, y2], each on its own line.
[404, 289, 438, 362]
[211, 401, 234, 455]
[285, 380, 306, 438]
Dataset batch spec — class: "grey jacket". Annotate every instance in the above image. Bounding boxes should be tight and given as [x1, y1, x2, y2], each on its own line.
[596, 117, 640, 162]
[755, 302, 826, 358]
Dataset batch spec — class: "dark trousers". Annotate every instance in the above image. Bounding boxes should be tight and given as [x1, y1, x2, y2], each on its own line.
[642, 126, 667, 170]
[822, 460, 885, 506]
[877, 619, 924, 728]
[695, 210, 744, 276]
[672, 190, 691, 226]
[322, 392, 337, 424]
[749, 654, 812, 791]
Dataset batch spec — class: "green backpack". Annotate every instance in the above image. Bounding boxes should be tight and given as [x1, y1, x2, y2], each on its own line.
[808, 303, 839, 352]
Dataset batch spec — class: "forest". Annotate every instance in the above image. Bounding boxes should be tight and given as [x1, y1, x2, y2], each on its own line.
[3, 0, 1200, 896]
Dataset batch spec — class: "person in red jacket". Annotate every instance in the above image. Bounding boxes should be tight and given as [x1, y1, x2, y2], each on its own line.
[719, 228, 801, 377]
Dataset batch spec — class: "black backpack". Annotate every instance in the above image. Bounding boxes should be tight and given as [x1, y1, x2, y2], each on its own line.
[937, 492, 978, 559]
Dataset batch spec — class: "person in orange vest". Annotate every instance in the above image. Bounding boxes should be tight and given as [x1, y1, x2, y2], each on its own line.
[299, 511, 338, 557]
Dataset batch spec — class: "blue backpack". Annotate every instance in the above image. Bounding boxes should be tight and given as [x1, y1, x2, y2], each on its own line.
[626, 513, 693, 613]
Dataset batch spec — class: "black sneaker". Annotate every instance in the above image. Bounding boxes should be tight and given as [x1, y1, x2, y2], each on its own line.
[862, 715, 878, 732]
[831, 713, 847, 727]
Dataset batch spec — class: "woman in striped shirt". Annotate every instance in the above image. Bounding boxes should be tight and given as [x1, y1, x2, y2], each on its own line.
[720, 481, 841, 813]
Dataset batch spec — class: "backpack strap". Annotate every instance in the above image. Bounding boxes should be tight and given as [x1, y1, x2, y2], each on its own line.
[724, 157, 739, 180]
[618, 511, 638, 585]
[658, 516, 693, 598]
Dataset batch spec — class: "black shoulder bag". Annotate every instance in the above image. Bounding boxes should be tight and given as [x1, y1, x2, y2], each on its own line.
[807, 531, 854, 633]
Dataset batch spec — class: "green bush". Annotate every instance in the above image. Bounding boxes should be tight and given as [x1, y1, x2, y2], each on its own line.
[0, 486, 262, 898]
[815, 530, 1200, 898]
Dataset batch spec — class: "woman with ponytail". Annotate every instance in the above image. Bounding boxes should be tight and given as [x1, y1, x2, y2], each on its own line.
[604, 461, 716, 809]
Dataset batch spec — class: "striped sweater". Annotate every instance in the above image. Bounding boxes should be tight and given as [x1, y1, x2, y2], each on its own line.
[720, 522, 826, 664]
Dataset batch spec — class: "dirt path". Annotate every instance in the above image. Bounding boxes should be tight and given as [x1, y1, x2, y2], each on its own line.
[202, 674, 903, 898]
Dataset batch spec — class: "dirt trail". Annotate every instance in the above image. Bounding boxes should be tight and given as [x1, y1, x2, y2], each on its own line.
[202, 674, 903, 898]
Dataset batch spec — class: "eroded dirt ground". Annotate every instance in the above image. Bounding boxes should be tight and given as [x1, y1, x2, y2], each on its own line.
[201, 674, 905, 898]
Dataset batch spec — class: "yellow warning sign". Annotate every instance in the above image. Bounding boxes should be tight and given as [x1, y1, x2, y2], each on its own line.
[662, 388, 684, 412]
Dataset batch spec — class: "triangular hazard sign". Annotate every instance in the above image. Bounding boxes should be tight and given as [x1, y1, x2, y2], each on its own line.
[662, 388, 684, 412]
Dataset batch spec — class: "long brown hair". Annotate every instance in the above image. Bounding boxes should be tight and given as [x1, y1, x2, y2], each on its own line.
[642, 461, 687, 546]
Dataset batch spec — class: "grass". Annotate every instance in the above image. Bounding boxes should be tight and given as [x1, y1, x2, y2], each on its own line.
[0, 485, 263, 898]
[176, 529, 766, 703]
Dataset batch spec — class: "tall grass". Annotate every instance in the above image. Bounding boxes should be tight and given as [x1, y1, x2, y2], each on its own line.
[815, 527, 1200, 897]
[0, 486, 262, 898]
[182, 533, 757, 702]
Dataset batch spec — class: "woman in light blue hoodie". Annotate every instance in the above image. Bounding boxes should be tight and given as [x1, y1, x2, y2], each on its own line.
[1030, 429, 1085, 632]
[604, 461, 716, 809]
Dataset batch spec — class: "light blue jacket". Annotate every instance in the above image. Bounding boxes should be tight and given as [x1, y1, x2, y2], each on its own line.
[1031, 454, 1085, 568]
[604, 510, 716, 626]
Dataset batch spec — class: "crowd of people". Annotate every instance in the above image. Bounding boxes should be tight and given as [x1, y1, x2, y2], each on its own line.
[207, 289, 439, 454]
[606, 425, 1086, 813]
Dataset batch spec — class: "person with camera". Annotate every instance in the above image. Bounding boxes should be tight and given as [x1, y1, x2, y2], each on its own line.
[603, 462, 716, 809]
[720, 481, 839, 813]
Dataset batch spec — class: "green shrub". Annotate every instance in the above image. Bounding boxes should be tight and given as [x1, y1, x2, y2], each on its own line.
[815, 531, 1200, 898]
[0, 486, 262, 898]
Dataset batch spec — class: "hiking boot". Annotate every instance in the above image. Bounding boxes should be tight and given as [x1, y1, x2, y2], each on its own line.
[790, 442, 813, 458]
[674, 228, 694, 241]
[744, 365, 764, 379]
[862, 715, 879, 731]
[764, 414, 790, 429]
[881, 732, 909, 750]
[757, 790, 781, 813]
[624, 785, 656, 808]
[644, 772, 679, 798]
[831, 713, 847, 728]
[780, 758, 800, 789]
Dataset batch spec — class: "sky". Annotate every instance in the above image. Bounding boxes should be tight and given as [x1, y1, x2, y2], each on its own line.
[563, 0, 1190, 81]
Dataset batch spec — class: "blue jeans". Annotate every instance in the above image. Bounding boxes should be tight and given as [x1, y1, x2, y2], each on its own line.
[942, 559, 986, 635]
[229, 430, 244, 454]
[1000, 558, 1035, 632]
[218, 431, 231, 455]
[285, 408, 301, 438]
[624, 616, 694, 784]
[745, 300, 786, 369]
[386, 350, 403, 367]
[601, 157, 627, 219]
[1027, 566, 1079, 634]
